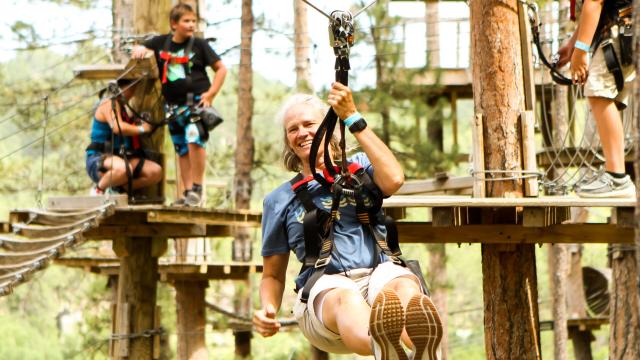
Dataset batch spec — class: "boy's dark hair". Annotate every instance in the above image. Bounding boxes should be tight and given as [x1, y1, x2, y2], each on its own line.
[169, 3, 195, 24]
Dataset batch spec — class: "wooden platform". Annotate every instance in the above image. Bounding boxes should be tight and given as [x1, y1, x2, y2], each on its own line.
[10, 205, 261, 240]
[384, 195, 635, 209]
[73, 55, 159, 80]
[55, 257, 262, 281]
[539, 317, 608, 332]
[385, 195, 635, 244]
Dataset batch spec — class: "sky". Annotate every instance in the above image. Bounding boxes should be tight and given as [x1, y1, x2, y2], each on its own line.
[2, 0, 471, 91]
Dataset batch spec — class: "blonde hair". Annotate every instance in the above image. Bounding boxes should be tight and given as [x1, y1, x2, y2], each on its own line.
[276, 94, 341, 172]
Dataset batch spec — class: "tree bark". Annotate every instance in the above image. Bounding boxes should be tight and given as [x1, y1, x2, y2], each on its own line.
[634, 0, 640, 348]
[426, 1, 439, 68]
[112, 0, 134, 63]
[294, 0, 312, 93]
[175, 281, 208, 360]
[470, 1, 540, 358]
[549, 244, 569, 360]
[609, 247, 640, 359]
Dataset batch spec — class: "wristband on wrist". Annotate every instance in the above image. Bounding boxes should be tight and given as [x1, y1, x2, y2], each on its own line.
[574, 41, 591, 53]
[348, 118, 368, 134]
[342, 112, 362, 127]
[137, 125, 145, 134]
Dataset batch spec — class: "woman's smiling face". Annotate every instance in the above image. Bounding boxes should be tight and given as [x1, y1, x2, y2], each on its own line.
[284, 103, 324, 167]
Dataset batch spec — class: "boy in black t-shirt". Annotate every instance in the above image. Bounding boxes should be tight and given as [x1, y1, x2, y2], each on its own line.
[132, 3, 227, 206]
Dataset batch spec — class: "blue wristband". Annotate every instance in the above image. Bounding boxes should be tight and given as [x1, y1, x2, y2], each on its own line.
[343, 112, 362, 127]
[575, 41, 591, 53]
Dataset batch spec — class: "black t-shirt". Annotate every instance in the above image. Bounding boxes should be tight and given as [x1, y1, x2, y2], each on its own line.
[144, 34, 221, 104]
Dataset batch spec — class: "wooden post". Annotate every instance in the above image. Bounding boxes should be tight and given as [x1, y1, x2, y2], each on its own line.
[113, 237, 162, 359]
[471, 113, 485, 198]
[426, 1, 440, 69]
[175, 280, 209, 360]
[470, 1, 540, 358]
[634, 0, 640, 348]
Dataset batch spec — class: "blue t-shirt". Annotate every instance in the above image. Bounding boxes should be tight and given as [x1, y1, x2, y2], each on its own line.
[261, 153, 386, 290]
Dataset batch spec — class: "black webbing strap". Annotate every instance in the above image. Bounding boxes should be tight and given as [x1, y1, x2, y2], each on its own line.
[530, 20, 573, 86]
[602, 39, 625, 91]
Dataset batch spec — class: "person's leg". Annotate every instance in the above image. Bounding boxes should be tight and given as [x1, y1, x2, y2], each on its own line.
[131, 159, 163, 189]
[97, 156, 128, 190]
[187, 143, 206, 186]
[319, 287, 373, 355]
[588, 96, 625, 173]
[178, 154, 193, 191]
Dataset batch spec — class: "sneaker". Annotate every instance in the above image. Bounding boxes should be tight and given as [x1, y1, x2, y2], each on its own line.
[171, 197, 187, 207]
[185, 190, 202, 207]
[370, 289, 408, 360]
[405, 294, 443, 360]
[89, 185, 104, 196]
[576, 172, 635, 198]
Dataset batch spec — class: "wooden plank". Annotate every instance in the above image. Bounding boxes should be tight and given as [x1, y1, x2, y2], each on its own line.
[0, 268, 32, 283]
[0, 234, 67, 252]
[520, 111, 539, 197]
[0, 255, 50, 276]
[13, 204, 116, 226]
[471, 113, 485, 198]
[0, 222, 10, 233]
[613, 207, 635, 228]
[12, 215, 99, 238]
[432, 207, 456, 227]
[523, 207, 548, 227]
[519, 2, 537, 111]
[0, 242, 63, 265]
[85, 224, 206, 239]
[384, 195, 635, 208]
[395, 222, 633, 244]
[397, 176, 474, 195]
[153, 306, 161, 360]
[117, 302, 131, 357]
[146, 209, 261, 227]
[74, 56, 159, 80]
[47, 194, 128, 210]
[540, 317, 608, 331]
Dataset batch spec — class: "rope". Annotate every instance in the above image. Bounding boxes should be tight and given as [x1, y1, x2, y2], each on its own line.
[205, 301, 298, 327]
[110, 327, 166, 340]
[36, 96, 49, 208]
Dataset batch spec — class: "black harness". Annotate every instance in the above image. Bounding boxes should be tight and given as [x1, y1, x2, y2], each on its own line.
[292, 7, 428, 303]
[86, 94, 159, 197]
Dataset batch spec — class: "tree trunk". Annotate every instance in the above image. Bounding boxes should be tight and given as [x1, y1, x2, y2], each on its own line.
[634, 0, 640, 349]
[233, 1, 254, 357]
[470, 1, 540, 358]
[609, 248, 640, 359]
[370, 0, 391, 144]
[294, 0, 312, 93]
[549, 244, 569, 360]
[112, 0, 134, 62]
[427, 243, 448, 359]
[426, 1, 439, 68]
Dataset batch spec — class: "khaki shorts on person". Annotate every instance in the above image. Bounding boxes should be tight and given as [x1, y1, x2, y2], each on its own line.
[585, 32, 636, 109]
[291, 261, 418, 354]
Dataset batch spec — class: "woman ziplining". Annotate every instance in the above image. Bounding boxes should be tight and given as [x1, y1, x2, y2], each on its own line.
[253, 2, 443, 360]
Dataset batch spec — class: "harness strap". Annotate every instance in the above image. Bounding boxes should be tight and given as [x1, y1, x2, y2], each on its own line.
[161, 35, 195, 91]
[602, 39, 625, 91]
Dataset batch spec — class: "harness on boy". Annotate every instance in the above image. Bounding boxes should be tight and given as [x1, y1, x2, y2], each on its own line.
[295, 1, 430, 304]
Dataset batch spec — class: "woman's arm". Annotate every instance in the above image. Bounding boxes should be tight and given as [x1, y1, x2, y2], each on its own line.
[253, 253, 289, 337]
[328, 82, 404, 196]
[98, 100, 151, 136]
[570, 0, 604, 84]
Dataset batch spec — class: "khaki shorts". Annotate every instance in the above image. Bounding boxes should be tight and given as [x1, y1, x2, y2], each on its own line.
[292, 261, 418, 354]
[585, 33, 636, 109]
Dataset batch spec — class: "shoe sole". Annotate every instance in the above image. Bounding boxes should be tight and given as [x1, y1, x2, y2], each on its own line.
[576, 186, 636, 198]
[405, 294, 443, 360]
[370, 289, 408, 360]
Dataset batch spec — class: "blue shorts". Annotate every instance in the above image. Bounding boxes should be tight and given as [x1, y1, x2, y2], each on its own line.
[166, 104, 207, 157]
[86, 152, 104, 184]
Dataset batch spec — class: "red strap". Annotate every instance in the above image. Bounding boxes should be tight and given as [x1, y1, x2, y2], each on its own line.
[159, 51, 189, 84]
[120, 107, 140, 150]
[570, 0, 576, 21]
[291, 175, 314, 191]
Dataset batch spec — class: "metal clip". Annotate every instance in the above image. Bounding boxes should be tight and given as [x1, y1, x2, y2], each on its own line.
[314, 257, 331, 268]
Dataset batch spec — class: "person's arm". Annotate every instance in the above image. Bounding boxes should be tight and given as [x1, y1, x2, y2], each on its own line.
[327, 82, 404, 196]
[199, 60, 227, 107]
[99, 100, 152, 136]
[556, 27, 578, 68]
[253, 253, 289, 337]
[131, 45, 154, 60]
[570, 0, 604, 84]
